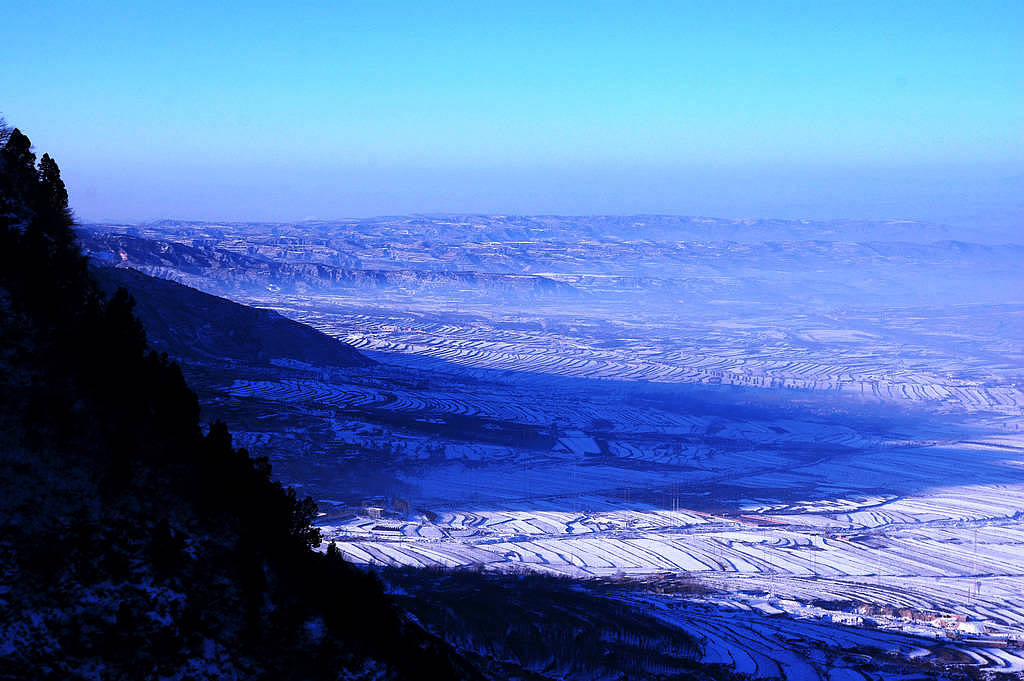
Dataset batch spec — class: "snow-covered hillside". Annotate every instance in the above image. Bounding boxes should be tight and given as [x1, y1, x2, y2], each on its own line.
[87, 215, 1024, 679]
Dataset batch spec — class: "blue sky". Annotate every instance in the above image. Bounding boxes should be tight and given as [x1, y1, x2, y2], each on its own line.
[2, 1, 1021, 232]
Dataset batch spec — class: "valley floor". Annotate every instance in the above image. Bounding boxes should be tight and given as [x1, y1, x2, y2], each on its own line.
[87, 218, 1024, 678]
[190, 345, 1024, 679]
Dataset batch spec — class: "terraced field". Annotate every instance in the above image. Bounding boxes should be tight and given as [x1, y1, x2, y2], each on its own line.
[248, 294, 1024, 415]
[86, 216, 1024, 677]
[205, 350, 1024, 675]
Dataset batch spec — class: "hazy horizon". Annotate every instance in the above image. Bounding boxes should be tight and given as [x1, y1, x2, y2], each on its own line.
[3, 1, 1021, 237]
[4, 4, 1024, 676]
[62, 162, 1024, 240]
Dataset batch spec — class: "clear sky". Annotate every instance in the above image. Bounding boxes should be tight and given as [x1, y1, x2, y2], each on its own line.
[2, 1, 1021, 234]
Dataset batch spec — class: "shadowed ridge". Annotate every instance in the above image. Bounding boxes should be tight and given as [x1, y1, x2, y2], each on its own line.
[93, 265, 375, 368]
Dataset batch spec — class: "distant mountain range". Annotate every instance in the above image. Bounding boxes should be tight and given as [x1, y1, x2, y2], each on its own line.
[91, 214, 975, 244]
[77, 220, 1024, 311]
[79, 230, 579, 298]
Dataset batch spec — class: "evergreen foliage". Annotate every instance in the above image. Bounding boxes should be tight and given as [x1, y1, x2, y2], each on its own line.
[0, 124, 469, 680]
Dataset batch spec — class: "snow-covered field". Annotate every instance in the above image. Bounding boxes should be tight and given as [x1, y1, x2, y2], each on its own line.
[87, 217, 1024, 677]
[218, 355, 1024, 676]
[256, 294, 1024, 415]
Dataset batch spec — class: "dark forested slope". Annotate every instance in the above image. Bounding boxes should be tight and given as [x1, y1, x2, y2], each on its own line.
[92, 265, 373, 368]
[0, 125, 469, 679]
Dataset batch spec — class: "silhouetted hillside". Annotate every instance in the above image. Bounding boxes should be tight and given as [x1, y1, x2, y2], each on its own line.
[384, 569, 750, 681]
[0, 125, 470, 679]
[93, 266, 373, 368]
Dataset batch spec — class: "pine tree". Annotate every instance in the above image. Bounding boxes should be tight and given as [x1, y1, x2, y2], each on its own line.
[0, 128, 37, 226]
[35, 152, 73, 229]
[1, 121, 470, 681]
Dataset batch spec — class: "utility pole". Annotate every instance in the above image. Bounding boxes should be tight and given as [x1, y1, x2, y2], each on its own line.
[971, 527, 979, 604]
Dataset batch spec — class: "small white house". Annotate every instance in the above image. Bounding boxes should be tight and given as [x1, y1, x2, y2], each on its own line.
[826, 612, 864, 626]
[553, 431, 601, 456]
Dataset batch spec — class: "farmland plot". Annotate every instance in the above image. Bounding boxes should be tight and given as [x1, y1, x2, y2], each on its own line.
[211, 352, 1024, 675]
[85, 217, 1024, 677]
